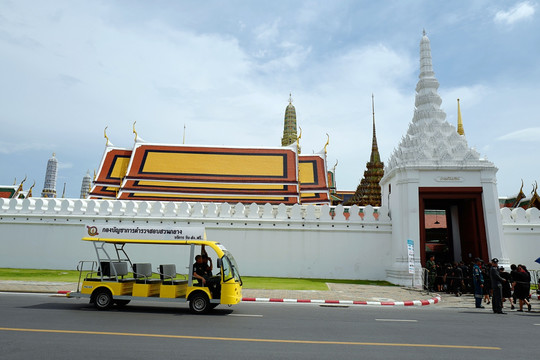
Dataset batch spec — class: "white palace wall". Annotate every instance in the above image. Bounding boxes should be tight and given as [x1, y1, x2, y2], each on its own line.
[499, 207, 540, 270]
[0, 198, 392, 280]
[0, 198, 537, 281]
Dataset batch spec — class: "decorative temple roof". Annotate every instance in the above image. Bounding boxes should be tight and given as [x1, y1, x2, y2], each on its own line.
[499, 181, 540, 210]
[384, 31, 494, 176]
[299, 152, 331, 204]
[281, 94, 298, 147]
[0, 185, 18, 199]
[346, 95, 384, 206]
[89, 139, 330, 205]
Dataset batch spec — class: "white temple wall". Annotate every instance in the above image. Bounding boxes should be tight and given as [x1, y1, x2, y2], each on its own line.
[0, 199, 392, 280]
[500, 207, 540, 271]
[0, 198, 536, 282]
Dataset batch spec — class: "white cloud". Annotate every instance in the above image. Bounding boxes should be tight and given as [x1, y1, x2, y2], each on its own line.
[494, 1, 536, 25]
[496, 127, 540, 141]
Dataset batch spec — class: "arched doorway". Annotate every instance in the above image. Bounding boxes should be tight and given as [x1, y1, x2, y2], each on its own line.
[419, 187, 489, 266]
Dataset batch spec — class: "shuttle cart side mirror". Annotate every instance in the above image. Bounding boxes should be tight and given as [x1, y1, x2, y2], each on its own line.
[217, 258, 222, 269]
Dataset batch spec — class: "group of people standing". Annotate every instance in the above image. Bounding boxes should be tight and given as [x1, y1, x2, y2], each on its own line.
[425, 255, 534, 314]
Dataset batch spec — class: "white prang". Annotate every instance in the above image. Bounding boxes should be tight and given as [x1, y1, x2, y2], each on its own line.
[385, 33, 491, 175]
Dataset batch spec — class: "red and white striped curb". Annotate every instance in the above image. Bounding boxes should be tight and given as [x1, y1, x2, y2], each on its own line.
[57, 290, 442, 306]
[241, 295, 441, 306]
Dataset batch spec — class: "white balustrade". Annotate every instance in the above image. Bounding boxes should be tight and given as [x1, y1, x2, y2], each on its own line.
[319, 204, 331, 220]
[276, 203, 288, 219]
[247, 203, 260, 219]
[233, 203, 245, 218]
[262, 203, 274, 219]
[334, 204, 346, 221]
[219, 203, 231, 218]
[205, 203, 218, 218]
[177, 202, 190, 217]
[163, 202, 177, 217]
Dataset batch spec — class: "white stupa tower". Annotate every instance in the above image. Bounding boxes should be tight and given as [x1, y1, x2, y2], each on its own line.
[80, 170, 92, 199]
[41, 153, 58, 198]
[380, 31, 504, 286]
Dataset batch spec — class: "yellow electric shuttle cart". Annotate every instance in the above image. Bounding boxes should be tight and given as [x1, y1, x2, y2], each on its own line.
[68, 233, 242, 314]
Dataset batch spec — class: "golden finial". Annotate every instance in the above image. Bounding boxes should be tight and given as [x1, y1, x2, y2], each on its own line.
[183, 124, 186, 144]
[296, 126, 302, 153]
[332, 159, 338, 173]
[104, 126, 110, 146]
[457, 99, 465, 136]
[324, 133, 330, 155]
[93, 170, 96, 181]
[133, 121, 138, 142]
[13, 177, 16, 185]
[289, 92, 293, 104]
[27, 181, 35, 198]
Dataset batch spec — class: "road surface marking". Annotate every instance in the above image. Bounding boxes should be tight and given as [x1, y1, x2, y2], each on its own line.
[227, 314, 263, 317]
[0, 327, 500, 350]
[375, 319, 418, 322]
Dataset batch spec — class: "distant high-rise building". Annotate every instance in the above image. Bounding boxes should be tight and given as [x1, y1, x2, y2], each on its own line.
[41, 153, 58, 198]
[80, 170, 92, 199]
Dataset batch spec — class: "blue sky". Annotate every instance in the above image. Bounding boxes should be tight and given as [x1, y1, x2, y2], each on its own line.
[0, 0, 538, 198]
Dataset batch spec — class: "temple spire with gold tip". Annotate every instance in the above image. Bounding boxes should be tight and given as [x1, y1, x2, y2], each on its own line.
[346, 94, 384, 206]
[281, 93, 298, 147]
[457, 99, 465, 135]
[41, 153, 58, 198]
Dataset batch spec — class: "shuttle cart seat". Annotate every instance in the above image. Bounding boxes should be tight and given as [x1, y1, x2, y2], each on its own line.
[133, 263, 162, 284]
[159, 264, 187, 285]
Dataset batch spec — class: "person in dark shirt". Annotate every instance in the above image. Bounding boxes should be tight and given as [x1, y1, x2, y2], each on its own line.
[451, 262, 463, 296]
[489, 258, 507, 314]
[513, 264, 532, 312]
[193, 255, 208, 286]
[472, 258, 484, 309]
[499, 266, 513, 310]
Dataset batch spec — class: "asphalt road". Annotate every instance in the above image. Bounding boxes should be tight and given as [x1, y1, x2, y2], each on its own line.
[0, 292, 538, 359]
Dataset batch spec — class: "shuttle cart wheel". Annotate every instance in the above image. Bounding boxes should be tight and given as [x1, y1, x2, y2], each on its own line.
[189, 293, 209, 314]
[93, 288, 113, 311]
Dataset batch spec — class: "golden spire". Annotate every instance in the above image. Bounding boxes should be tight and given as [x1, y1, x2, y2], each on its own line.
[457, 99, 465, 135]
